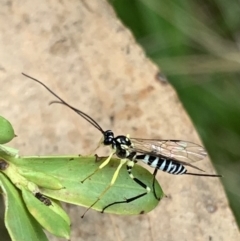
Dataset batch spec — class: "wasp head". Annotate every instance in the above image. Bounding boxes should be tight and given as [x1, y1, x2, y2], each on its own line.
[103, 130, 114, 145]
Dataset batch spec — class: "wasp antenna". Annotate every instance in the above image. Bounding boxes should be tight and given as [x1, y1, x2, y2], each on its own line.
[22, 73, 105, 134]
[49, 100, 104, 133]
[49, 100, 64, 106]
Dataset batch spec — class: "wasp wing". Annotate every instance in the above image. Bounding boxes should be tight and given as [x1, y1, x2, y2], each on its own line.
[130, 138, 207, 164]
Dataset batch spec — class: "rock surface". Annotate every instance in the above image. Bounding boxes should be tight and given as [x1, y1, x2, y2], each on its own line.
[0, 0, 238, 241]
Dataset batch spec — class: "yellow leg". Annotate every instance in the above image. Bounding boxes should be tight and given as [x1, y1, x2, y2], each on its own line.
[81, 150, 116, 183]
[81, 158, 127, 218]
[98, 158, 127, 197]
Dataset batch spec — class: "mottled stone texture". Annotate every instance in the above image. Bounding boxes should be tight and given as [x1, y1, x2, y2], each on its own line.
[0, 0, 238, 241]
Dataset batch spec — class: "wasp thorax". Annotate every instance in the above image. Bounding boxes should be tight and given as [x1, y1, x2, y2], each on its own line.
[113, 135, 132, 158]
[115, 136, 132, 146]
[103, 130, 114, 145]
[116, 148, 128, 158]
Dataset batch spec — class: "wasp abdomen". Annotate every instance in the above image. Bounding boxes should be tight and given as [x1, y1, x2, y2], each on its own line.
[135, 154, 187, 175]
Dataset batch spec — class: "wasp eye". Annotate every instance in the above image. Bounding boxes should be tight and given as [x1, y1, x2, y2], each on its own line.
[103, 130, 114, 145]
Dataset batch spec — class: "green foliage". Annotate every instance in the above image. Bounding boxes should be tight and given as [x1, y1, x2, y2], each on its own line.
[109, 0, 240, 226]
[5, 155, 163, 215]
[0, 173, 49, 241]
[0, 116, 163, 241]
[21, 189, 70, 238]
[0, 116, 15, 144]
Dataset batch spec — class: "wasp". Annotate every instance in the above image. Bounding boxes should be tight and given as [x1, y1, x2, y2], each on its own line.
[22, 73, 221, 216]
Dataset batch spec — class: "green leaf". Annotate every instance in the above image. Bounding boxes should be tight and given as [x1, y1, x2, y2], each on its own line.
[0, 173, 48, 241]
[19, 170, 64, 190]
[49, 200, 70, 226]
[0, 116, 15, 144]
[22, 188, 70, 238]
[0, 144, 19, 157]
[7, 155, 164, 215]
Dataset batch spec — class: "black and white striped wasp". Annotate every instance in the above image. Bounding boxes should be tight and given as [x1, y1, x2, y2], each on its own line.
[22, 73, 221, 216]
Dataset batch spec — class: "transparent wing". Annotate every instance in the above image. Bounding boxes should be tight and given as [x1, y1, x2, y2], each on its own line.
[130, 138, 207, 163]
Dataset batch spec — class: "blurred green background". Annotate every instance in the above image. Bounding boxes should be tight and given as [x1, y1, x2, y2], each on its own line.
[109, 0, 240, 226]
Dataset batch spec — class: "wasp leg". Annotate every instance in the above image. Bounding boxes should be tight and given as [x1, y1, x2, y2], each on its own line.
[152, 168, 160, 200]
[102, 192, 147, 213]
[81, 150, 116, 183]
[81, 158, 127, 218]
[101, 160, 151, 213]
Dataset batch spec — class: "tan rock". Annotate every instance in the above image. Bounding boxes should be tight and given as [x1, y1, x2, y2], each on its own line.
[0, 0, 238, 241]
